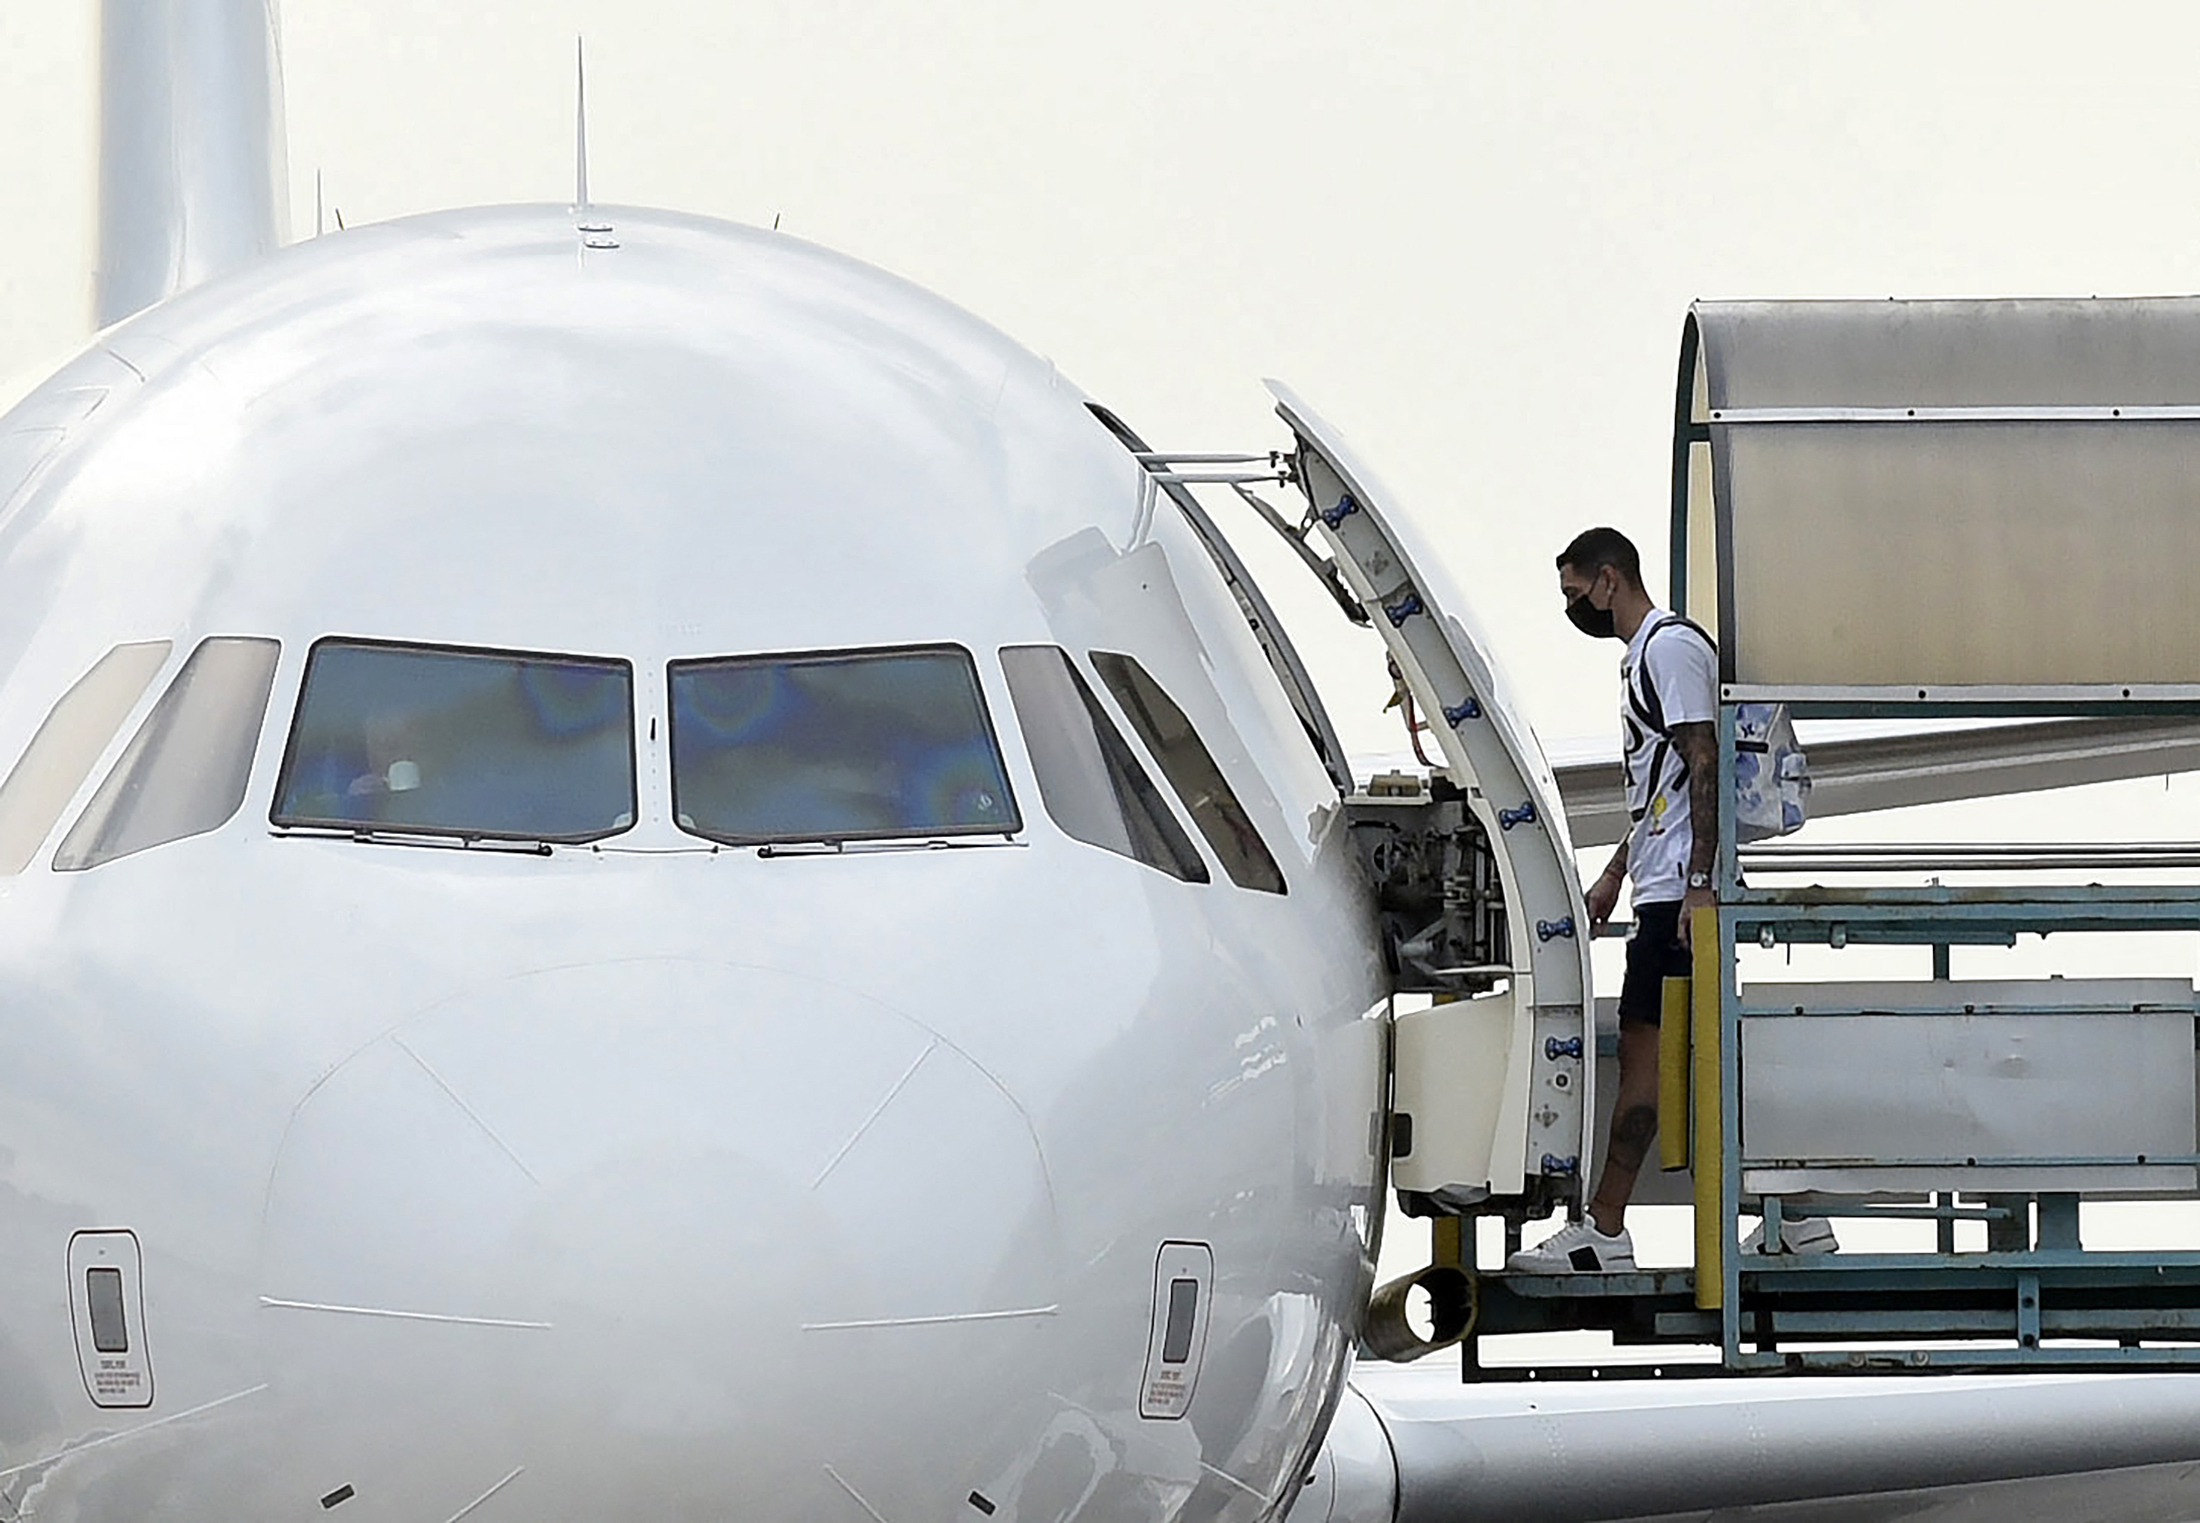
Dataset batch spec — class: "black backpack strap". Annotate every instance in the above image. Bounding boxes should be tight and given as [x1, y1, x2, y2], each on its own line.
[1663, 614, 1717, 647]
[1626, 616, 1718, 822]
[1631, 615, 1718, 736]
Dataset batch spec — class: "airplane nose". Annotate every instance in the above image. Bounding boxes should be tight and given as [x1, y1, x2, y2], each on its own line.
[257, 961, 1062, 1519]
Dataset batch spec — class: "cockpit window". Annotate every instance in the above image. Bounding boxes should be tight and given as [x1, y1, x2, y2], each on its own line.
[668, 645, 1019, 845]
[55, 637, 280, 871]
[0, 641, 170, 875]
[270, 639, 635, 843]
[1000, 645, 1208, 882]
[1089, 651, 1287, 895]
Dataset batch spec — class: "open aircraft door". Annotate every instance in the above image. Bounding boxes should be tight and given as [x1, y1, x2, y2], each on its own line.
[1269, 382, 1594, 1216]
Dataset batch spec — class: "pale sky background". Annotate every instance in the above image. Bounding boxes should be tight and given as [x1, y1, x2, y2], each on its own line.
[14, 1, 2200, 747]
[6, 0, 2200, 1356]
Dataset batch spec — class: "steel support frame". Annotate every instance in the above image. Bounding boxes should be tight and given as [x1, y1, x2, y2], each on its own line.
[1700, 695, 2200, 1370]
[1640, 335, 2200, 1375]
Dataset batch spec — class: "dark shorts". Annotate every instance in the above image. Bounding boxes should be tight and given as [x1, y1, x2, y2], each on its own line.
[1618, 900, 1691, 1027]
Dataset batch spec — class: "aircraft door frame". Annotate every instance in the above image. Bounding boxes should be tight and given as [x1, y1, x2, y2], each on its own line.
[1269, 381, 1594, 1208]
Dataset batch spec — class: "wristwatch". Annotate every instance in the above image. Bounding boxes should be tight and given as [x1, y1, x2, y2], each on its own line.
[1687, 871, 1713, 890]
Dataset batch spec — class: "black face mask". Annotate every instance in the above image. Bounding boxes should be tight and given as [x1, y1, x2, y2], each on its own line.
[1566, 586, 1618, 640]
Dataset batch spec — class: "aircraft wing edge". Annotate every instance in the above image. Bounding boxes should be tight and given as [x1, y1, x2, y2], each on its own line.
[1558, 717, 2200, 850]
[1304, 1368, 2200, 1523]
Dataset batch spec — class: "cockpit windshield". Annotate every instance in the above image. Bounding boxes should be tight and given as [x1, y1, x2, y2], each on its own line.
[271, 639, 635, 842]
[668, 645, 1019, 845]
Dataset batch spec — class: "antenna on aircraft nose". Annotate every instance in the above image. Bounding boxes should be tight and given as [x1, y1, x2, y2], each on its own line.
[574, 36, 591, 212]
[570, 39, 618, 248]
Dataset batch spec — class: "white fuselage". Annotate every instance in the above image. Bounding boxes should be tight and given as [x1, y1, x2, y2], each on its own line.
[0, 205, 1391, 1521]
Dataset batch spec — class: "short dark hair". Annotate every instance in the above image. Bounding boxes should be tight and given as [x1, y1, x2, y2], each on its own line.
[1556, 526, 1643, 590]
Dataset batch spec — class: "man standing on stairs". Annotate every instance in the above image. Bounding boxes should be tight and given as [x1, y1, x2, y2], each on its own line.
[1506, 526, 1721, 1274]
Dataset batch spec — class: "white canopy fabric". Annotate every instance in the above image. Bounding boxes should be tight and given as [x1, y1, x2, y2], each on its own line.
[1680, 298, 2200, 693]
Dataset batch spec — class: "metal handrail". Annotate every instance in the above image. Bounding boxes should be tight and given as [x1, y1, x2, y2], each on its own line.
[1742, 841, 2200, 874]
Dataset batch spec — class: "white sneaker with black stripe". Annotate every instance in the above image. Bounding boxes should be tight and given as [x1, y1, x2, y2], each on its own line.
[1741, 1215, 1839, 1255]
[1505, 1219, 1637, 1274]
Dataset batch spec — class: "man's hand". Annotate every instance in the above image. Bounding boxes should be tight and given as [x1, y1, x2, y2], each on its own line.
[1679, 883, 1715, 950]
[1587, 866, 1623, 931]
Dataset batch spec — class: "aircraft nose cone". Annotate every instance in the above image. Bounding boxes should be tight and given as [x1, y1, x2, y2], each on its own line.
[258, 962, 1062, 1519]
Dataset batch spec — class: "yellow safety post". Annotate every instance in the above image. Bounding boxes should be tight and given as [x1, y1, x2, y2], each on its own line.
[1658, 976, 1691, 1172]
[1690, 905, 1723, 1311]
[1431, 1215, 1467, 1272]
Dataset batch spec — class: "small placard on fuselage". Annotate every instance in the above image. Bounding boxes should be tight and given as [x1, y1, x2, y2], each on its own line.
[69, 1230, 153, 1409]
[1140, 1241, 1214, 1420]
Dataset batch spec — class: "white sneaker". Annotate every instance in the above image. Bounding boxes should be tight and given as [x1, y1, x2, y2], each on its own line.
[1505, 1220, 1637, 1274]
[1741, 1215, 1839, 1256]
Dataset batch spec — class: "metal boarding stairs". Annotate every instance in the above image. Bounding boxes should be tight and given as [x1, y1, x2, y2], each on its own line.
[1133, 300, 2200, 1379]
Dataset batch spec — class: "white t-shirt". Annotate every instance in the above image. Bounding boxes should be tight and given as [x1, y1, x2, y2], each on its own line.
[1620, 609, 1718, 905]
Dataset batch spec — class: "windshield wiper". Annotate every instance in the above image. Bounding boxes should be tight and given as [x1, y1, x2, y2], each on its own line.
[754, 836, 1025, 858]
[270, 826, 555, 857]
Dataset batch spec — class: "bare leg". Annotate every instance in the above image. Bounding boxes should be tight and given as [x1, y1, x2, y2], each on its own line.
[1587, 1022, 1661, 1236]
